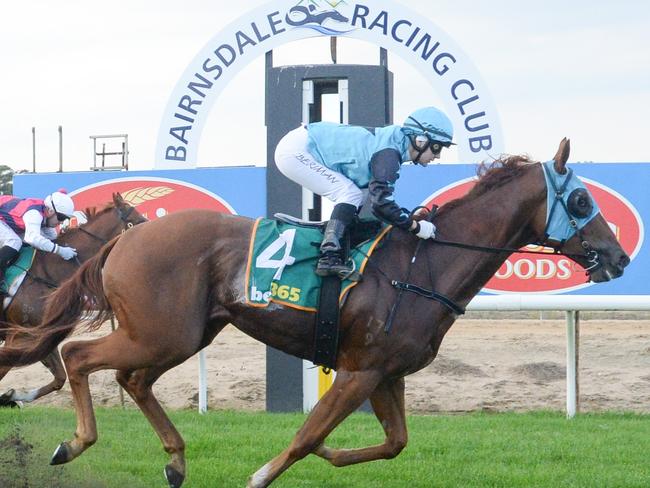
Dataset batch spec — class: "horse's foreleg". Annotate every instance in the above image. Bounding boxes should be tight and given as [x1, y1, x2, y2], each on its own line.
[116, 367, 186, 488]
[314, 377, 407, 466]
[248, 369, 382, 488]
[8, 350, 67, 404]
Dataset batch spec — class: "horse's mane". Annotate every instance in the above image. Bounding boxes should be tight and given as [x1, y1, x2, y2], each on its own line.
[436, 154, 537, 216]
[81, 202, 116, 221]
[60, 202, 117, 235]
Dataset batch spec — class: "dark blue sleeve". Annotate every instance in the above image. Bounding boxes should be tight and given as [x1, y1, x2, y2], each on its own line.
[368, 148, 412, 229]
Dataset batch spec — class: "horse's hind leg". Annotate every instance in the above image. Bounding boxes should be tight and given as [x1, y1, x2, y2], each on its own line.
[115, 366, 187, 488]
[248, 369, 382, 488]
[314, 377, 407, 466]
[51, 328, 163, 465]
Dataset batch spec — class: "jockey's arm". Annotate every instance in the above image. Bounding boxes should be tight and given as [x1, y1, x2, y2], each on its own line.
[41, 226, 58, 240]
[23, 209, 57, 252]
[368, 148, 414, 230]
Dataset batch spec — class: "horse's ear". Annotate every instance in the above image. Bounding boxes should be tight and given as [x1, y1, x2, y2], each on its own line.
[552, 138, 571, 174]
[113, 192, 125, 206]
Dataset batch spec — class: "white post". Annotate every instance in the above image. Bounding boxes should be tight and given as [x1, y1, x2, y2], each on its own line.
[565, 310, 580, 418]
[303, 360, 319, 412]
[198, 350, 207, 414]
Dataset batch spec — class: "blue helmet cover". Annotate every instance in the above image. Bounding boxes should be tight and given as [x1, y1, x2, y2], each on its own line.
[402, 106, 454, 144]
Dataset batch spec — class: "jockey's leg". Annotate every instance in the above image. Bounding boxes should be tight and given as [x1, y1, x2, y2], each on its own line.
[0, 245, 19, 292]
[0, 222, 22, 293]
[275, 126, 363, 277]
[316, 202, 357, 277]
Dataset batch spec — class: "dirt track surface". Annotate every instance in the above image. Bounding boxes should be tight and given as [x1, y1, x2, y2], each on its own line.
[4, 318, 650, 413]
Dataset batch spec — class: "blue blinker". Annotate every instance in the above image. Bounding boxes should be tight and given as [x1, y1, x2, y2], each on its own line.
[541, 160, 600, 243]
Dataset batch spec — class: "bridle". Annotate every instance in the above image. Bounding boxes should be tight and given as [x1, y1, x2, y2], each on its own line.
[375, 162, 603, 331]
[423, 162, 601, 273]
[538, 163, 601, 273]
[77, 205, 137, 245]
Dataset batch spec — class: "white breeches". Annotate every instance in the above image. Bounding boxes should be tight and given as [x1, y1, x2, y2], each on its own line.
[0, 221, 23, 251]
[274, 126, 364, 208]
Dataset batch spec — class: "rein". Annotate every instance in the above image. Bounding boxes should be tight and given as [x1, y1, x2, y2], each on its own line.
[428, 237, 584, 260]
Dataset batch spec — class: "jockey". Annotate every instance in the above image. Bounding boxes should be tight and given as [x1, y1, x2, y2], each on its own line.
[274, 106, 454, 277]
[0, 190, 78, 287]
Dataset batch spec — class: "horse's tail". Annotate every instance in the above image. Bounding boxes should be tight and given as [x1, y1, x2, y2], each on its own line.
[0, 236, 120, 367]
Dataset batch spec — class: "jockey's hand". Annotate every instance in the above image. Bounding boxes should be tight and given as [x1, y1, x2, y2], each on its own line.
[56, 245, 77, 260]
[413, 220, 436, 239]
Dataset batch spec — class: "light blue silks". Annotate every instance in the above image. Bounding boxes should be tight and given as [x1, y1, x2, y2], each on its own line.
[542, 160, 600, 243]
[305, 123, 411, 188]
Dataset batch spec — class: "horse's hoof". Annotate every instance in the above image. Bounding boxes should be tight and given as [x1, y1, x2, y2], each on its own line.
[0, 389, 15, 407]
[164, 464, 185, 488]
[50, 443, 70, 465]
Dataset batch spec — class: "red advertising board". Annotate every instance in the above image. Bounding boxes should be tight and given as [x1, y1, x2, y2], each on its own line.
[69, 177, 236, 221]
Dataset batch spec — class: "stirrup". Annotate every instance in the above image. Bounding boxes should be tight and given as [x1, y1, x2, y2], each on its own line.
[316, 255, 361, 282]
[316, 253, 348, 276]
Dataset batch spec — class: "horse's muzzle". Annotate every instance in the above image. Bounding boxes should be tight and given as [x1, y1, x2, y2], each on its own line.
[589, 251, 630, 283]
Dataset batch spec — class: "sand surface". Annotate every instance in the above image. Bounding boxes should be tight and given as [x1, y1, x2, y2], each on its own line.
[4, 317, 650, 413]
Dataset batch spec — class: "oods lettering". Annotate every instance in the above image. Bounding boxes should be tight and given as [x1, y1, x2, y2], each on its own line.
[494, 258, 573, 281]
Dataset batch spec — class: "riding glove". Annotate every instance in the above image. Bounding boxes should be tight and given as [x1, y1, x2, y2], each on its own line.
[55, 245, 77, 260]
[414, 220, 436, 239]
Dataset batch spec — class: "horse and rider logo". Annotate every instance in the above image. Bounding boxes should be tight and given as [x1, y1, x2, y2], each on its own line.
[424, 178, 643, 294]
[285, 0, 353, 35]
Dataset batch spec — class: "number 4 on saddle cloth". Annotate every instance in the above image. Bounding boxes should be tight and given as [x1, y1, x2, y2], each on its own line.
[245, 215, 390, 369]
[0, 246, 37, 306]
[245, 216, 389, 312]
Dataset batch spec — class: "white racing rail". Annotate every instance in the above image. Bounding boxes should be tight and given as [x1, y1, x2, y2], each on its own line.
[467, 295, 650, 417]
[197, 295, 650, 417]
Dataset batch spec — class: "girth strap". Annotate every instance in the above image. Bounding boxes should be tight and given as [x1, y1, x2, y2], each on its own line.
[390, 280, 465, 316]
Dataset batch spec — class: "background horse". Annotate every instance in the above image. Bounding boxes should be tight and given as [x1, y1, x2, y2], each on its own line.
[1, 140, 630, 487]
[0, 193, 146, 406]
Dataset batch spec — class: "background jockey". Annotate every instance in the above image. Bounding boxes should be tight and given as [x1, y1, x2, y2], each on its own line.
[274, 106, 454, 277]
[0, 190, 78, 288]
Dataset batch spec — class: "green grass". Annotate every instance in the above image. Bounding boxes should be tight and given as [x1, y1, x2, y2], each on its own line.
[1, 407, 650, 487]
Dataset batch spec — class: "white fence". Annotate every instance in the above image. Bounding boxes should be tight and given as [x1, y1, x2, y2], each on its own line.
[197, 295, 650, 417]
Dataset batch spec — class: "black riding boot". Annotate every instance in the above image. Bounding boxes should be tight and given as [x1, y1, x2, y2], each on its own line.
[0, 245, 19, 293]
[316, 203, 357, 277]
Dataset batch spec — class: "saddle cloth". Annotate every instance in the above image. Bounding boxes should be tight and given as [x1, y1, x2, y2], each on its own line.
[245, 218, 390, 312]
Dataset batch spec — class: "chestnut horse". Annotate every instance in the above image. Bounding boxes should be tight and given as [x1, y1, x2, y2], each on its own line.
[1, 140, 630, 487]
[0, 193, 146, 406]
